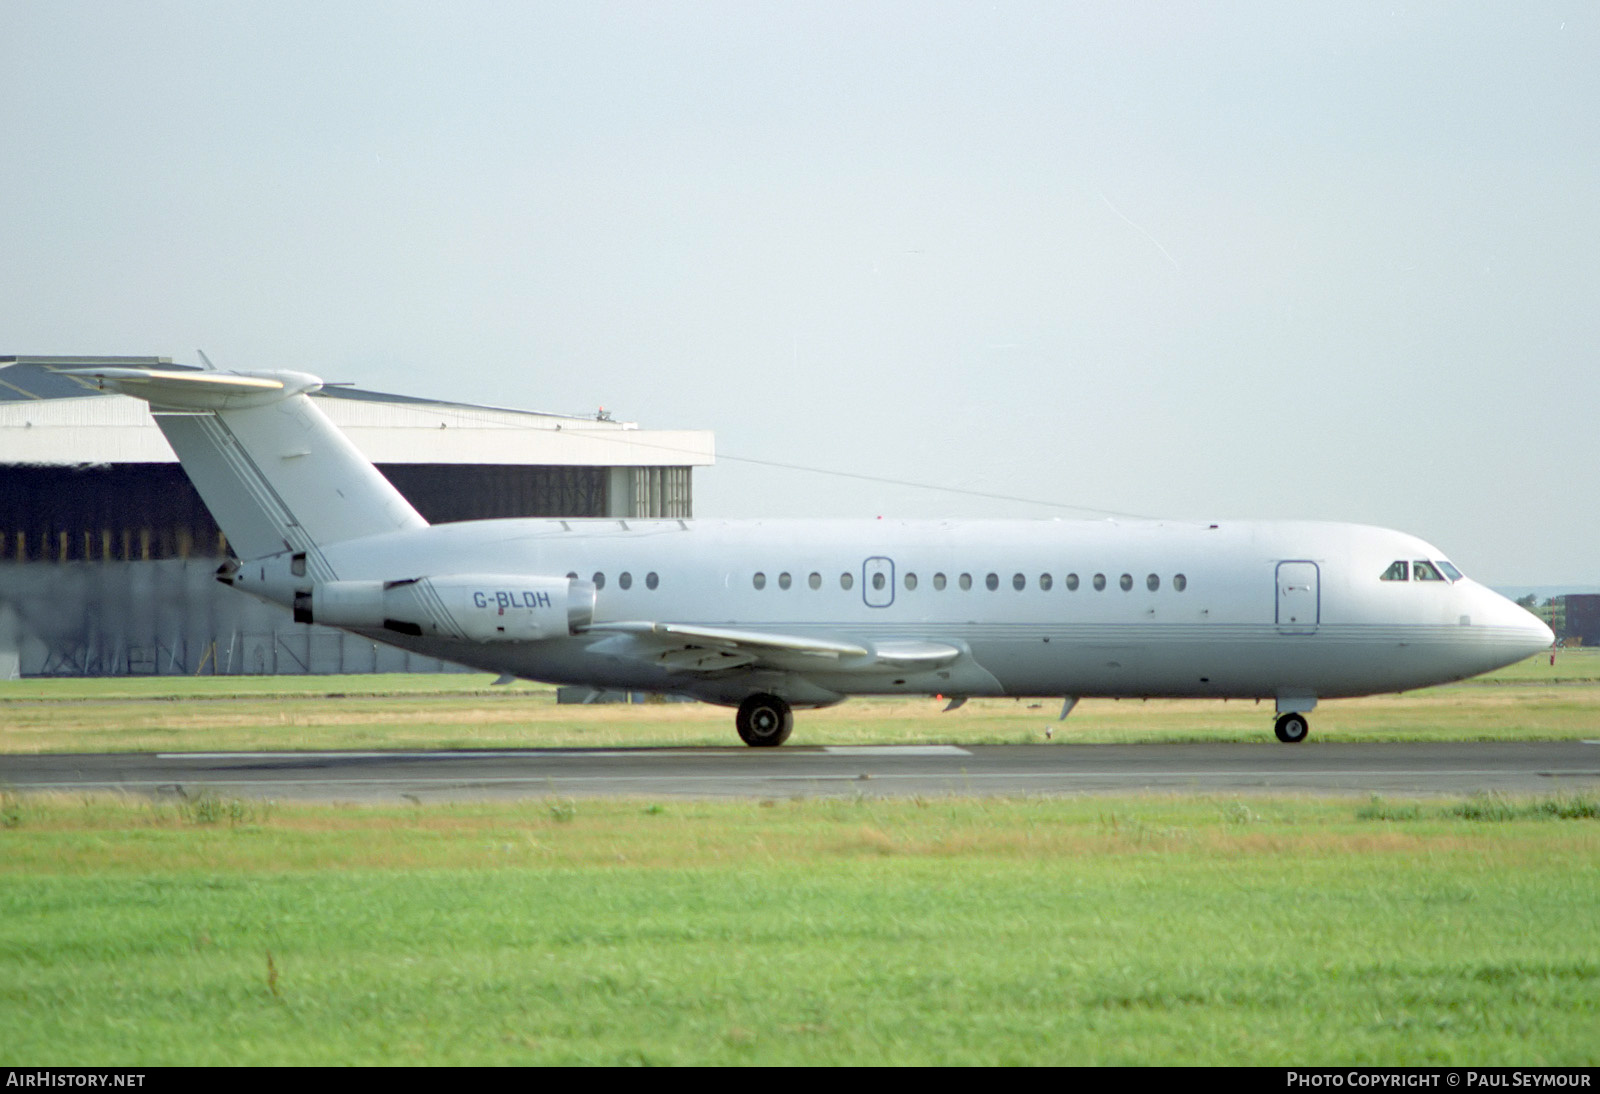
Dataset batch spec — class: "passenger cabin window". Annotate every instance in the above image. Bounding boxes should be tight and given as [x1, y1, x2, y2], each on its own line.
[1012, 573, 1026, 591]
[778, 572, 792, 590]
[1413, 560, 1445, 582]
[619, 572, 632, 590]
[840, 572, 854, 590]
[933, 573, 947, 591]
[1381, 561, 1409, 582]
[986, 573, 999, 591]
[905, 573, 918, 591]
[809, 572, 821, 590]
[959, 573, 972, 591]
[1119, 573, 1133, 592]
[646, 572, 659, 590]
[753, 572, 766, 590]
[1173, 574, 1187, 592]
[1039, 573, 1052, 591]
[593, 572, 606, 590]
[1065, 573, 1079, 591]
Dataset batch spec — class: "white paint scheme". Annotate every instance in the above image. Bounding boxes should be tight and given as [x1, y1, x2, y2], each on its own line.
[59, 366, 1554, 745]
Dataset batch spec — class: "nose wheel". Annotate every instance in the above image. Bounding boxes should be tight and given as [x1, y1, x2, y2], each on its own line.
[1274, 712, 1310, 744]
[736, 693, 794, 747]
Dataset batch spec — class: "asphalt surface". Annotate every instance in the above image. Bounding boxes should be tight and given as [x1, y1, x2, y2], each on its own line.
[4, 741, 1599, 802]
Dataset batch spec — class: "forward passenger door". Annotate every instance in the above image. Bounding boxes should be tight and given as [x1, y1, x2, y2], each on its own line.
[1275, 561, 1320, 634]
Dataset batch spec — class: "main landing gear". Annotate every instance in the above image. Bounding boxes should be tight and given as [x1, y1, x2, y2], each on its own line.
[1274, 712, 1310, 744]
[736, 693, 794, 747]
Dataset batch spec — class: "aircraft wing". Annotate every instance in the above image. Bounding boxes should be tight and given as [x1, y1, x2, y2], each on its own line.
[583, 622, 960, 674]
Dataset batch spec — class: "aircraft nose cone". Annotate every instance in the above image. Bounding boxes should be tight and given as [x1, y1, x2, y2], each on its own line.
[1483, 591, 1554, 664]
[1521, 614, 1556, 657]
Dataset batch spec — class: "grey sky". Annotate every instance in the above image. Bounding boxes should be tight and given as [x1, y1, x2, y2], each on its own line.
[3, 2, 1596, 584]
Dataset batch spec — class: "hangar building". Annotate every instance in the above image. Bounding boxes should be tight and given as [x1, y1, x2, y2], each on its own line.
[1562, 594, 1600, 648]
[0, 356, 715, 677]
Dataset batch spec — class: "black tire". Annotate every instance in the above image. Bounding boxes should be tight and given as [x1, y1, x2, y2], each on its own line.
[736, 693, 793, 747]
[1274, 712, 1310, 744]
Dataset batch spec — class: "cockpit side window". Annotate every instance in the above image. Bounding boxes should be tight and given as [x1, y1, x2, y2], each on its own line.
[1438, 561, 1463, 582]
[1381, 561, 1409, 582]
[1413, 560, 1445, 582]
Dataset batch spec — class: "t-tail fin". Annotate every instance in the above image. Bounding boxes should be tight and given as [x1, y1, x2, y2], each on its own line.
[57, 367, 427, 565]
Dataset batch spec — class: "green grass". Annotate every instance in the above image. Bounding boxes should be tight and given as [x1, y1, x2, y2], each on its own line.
[1, 793, 1596, 1065]
[3, 656, 1595, 1063]
[2, 651, 1597, 752]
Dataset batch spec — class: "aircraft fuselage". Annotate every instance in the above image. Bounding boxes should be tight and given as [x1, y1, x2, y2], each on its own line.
[59, 364, 1551, 746]
[227, 515, 1551, 717]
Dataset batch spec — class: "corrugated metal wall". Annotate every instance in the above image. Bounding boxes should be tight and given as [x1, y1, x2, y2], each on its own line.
[0, 462, 695, 562]
[380, 465, 609, 523]
[0, 462, 693, 675]
[0, 560, 471, 677]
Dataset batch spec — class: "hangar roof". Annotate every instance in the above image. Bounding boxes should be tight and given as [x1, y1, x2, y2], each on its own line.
[0, 356, 713, 469]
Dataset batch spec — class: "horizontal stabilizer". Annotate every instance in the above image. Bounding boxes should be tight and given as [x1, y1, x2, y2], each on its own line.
[54, 367, 321, 410]
[54, 365, 426, 566]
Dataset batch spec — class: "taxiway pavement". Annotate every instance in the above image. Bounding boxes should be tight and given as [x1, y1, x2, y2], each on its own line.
[4, 741, 1598, 802]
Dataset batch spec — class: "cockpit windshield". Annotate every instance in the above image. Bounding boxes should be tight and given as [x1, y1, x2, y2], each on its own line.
[1380, 559, 1462, 583]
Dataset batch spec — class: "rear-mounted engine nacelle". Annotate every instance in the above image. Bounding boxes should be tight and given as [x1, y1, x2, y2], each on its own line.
[295, 574, 596, 641]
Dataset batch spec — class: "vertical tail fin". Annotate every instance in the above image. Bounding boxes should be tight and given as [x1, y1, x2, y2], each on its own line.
[57, 367, 427, 564]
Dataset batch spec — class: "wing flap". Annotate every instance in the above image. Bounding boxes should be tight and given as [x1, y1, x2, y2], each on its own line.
[869, 640, 963, 669]
[587, 621, 869, 659]
[584, 623, 960, 675]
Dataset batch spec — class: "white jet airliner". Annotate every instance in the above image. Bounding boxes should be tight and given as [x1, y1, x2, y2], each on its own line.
[61, 366, 1553, 746]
